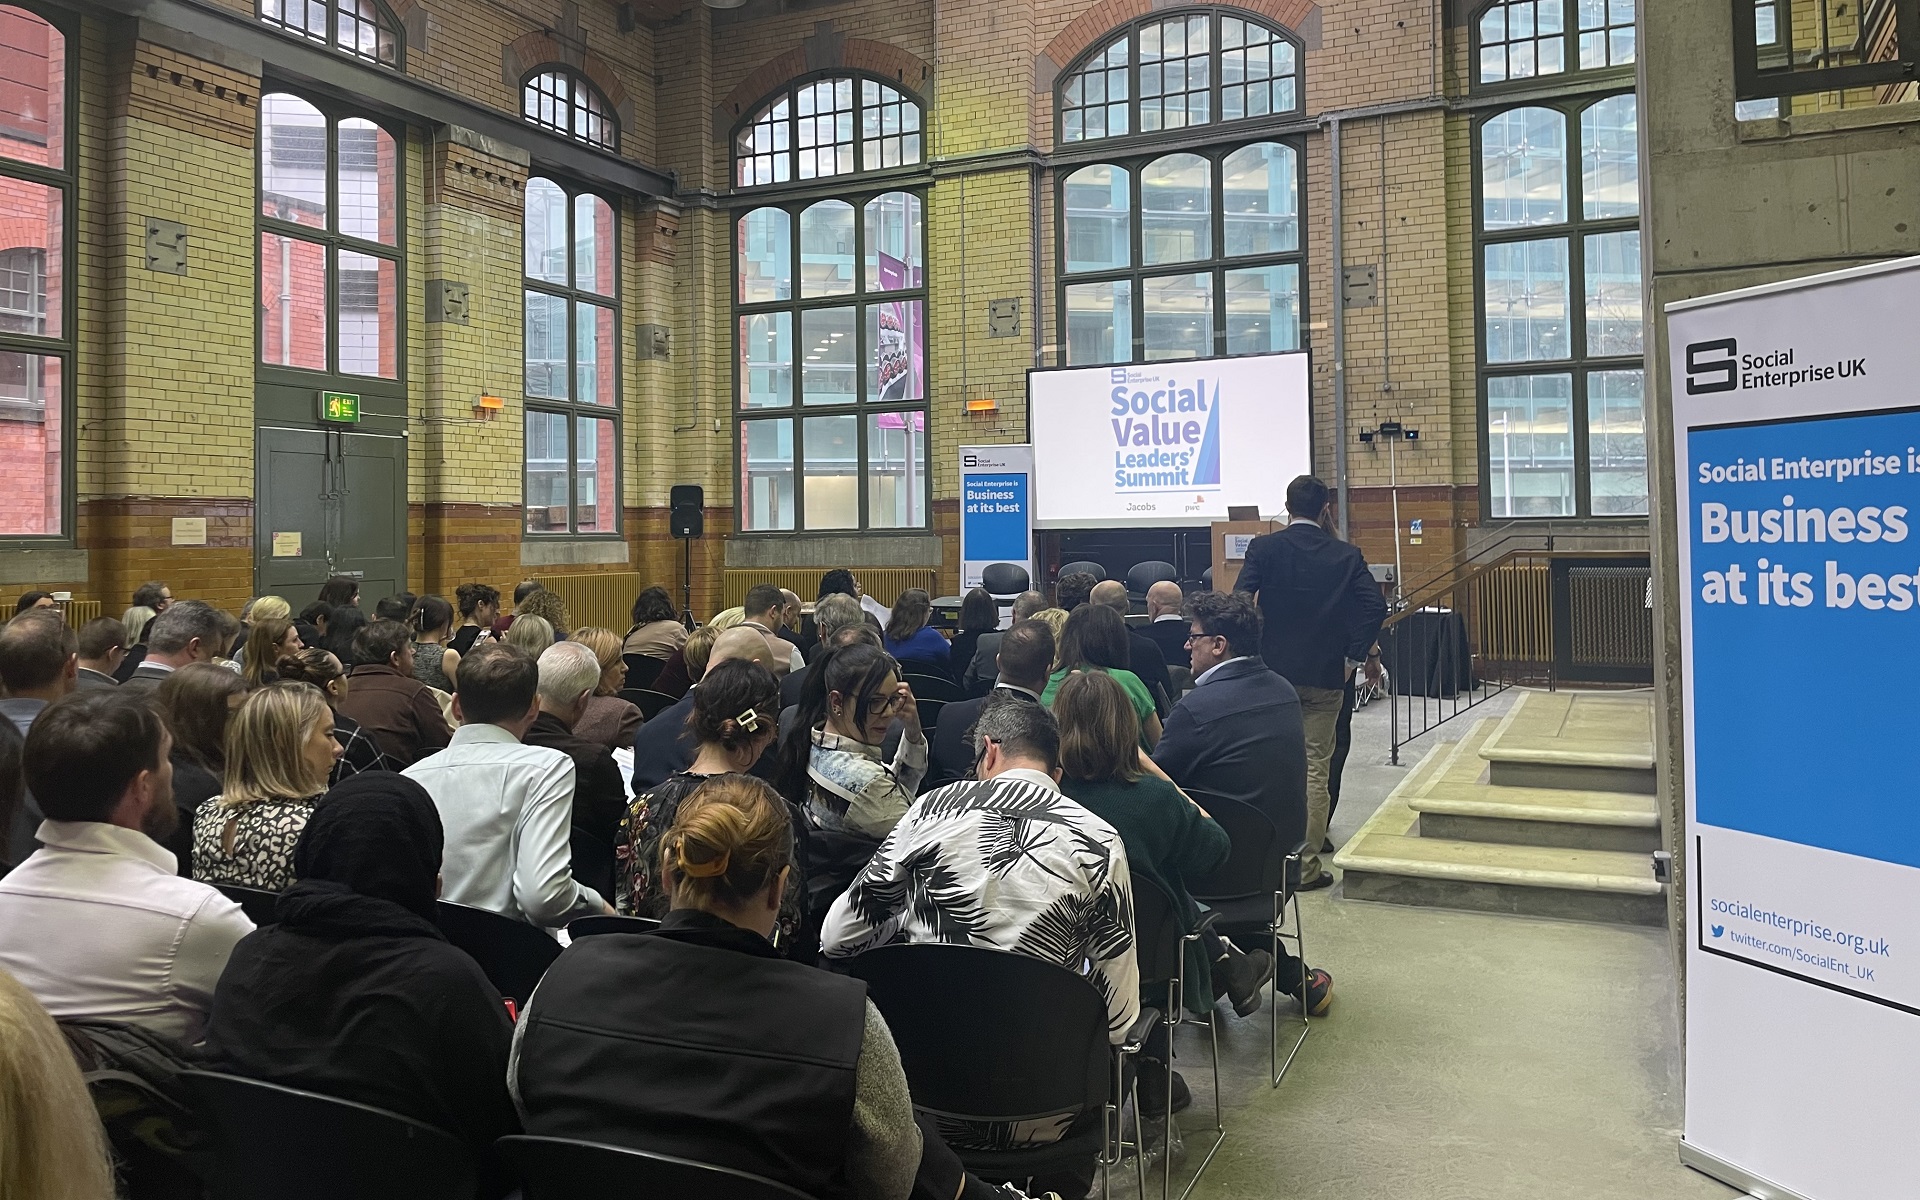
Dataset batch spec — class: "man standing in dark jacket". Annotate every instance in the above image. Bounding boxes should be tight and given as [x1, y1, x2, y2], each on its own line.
[1234, 476, 1387, 889]
[524, 642, 630, 900]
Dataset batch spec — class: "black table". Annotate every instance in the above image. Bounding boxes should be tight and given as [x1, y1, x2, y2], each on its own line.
[1382, 608, 1474, 699]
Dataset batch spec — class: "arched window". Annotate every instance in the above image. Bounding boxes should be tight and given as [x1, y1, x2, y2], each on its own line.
[522, 69, 618, 152]
[1056, 8, 1302, 145]
[733, 75, 923, 188]
[259, 0, 401, 68]
[1472, 0, 1634, 88]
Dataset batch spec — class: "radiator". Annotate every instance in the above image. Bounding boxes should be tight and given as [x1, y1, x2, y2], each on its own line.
[528, 572, 646, 635]
[723, 568, 939, 611]
[0, 600, 104, 627]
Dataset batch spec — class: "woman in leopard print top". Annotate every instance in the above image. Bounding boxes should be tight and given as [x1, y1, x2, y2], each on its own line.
[193, 682, 344, 893]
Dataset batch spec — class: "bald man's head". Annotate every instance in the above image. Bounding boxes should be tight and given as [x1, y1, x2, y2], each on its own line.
[709, 625, 779, 673]
[1090, 580, 1129, 614]
[1146, 580, 1185, 618]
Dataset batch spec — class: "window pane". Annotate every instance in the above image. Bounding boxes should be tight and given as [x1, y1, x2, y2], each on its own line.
[260, 94, 329, 229]
[799, 199, 855, 298]
[1141, 153, 1211, 265]
[524, 291, 569, 399]
[1587, 368, 1647, 515]
[795, 79, 855, 180]
[740, 418, 795, 531]
[336, 117, 397, 244]
[1224, 264, 1300, 355]
[574, 194, 615, 297]
[867, 410, 926, 529]
[803, 414, 859, 530]
[524, 409, 570, 533]
[1064, 165, 1131, 274]
[1065, 279, 1132, 366]
[1486, 373, 1575, 518]
[336, 250, 396, 378]
[737, 207, 792, 304]
[863, 192, 924, 292]
[736, 96, 792, 187]
[1142, 272, 1213, 361]
[1584, 230, 1642, 357]
[574, 414, 617, 533]
[1480, 107, 1567, 230]
[867, 300, 925, 401]
[0, 351, 61, 534]
[524, 178, 569, 285]
[1483, 237, 1570, 362]
[800, 306, 857, 405]
[576, 300, 616, 406]
[0, 10, 63, 171]
[260, 232, 327, 370]
[0, 187, 60, 339]
[1222, 143, 1298, 257]
[1581, 94, 1638, 219]
[738, 311, 792, 408]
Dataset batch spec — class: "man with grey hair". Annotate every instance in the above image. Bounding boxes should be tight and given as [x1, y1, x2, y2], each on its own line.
[523, 641, 628, 894]
[120, 600, 224, 694]
[1090, 579, 1174, 715]
[960, 589, 1048, 696]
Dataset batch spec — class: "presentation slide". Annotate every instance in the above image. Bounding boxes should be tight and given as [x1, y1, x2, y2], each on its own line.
[1028, 351, 1311, 528]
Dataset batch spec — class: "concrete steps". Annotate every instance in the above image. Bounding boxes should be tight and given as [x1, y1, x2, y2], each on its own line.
[1333, 691, 1665, 926]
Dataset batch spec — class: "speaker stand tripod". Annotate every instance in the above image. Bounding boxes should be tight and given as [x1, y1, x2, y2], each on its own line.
[678, 535, 694, 629]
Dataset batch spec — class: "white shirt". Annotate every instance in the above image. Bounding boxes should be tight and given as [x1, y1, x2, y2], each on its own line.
[1194, 655, 1253, 686]
[1151, 612, 1184, 623]
[0, 820, 254, 1044]
[403, 723, 605, 928]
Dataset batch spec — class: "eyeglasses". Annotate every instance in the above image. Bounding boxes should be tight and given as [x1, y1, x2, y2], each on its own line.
[1184, 632, 1225, 647]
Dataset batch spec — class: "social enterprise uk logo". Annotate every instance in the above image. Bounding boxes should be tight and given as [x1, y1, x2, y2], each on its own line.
[1107, 367, 1222, 503]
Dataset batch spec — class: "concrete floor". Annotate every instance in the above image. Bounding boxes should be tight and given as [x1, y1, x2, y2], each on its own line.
[1151, 690, 1741, 1200]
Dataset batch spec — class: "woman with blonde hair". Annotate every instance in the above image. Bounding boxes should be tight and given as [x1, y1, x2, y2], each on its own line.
[569, 626, 642, 750]
[504, 613, 554, 656]
[241, 616, 304, 688]
[193, 682, 343, 892]
[0, 968, 116, 1200]
[248, 595, 292, 624]
[114, 603, 156, 681]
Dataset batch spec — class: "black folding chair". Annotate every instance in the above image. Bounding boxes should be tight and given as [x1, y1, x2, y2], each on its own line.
[981, 563, 1031, 622]
[622, 654, 665, 690]
[845, 943, 1152, 1198]
[433, 900, 561, 1009]
[619, 688, 679, 721]
[566, 914, 660, 939]
[902, 673, 962, 702]
[499, 1135, 819, 1199]
[915, 697, 946, 732]
[570, 825, 615, 902]
[182, 1070, 474, 1200]
[214, 883, 281, 926]
[1125, 561, 1178, 602]
[1132, 878, 1224, 1199]
[1059, 560, 1107, 582]
[1185, 792, 1309, 1087]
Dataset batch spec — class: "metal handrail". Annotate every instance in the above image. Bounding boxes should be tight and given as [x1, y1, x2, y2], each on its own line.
[1390, 526, 1648, 615]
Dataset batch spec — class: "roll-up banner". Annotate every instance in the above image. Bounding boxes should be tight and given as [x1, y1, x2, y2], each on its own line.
[959, 444, 1035, 598]
[1669, 257, 1920, 1200]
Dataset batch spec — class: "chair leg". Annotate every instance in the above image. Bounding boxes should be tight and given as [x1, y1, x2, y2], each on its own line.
[1271, 874, 1310, 1088]
[1166, 932, 1225, 1200]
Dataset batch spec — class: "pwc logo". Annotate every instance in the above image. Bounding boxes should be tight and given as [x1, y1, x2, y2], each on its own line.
[1685, 338, 1739, 395]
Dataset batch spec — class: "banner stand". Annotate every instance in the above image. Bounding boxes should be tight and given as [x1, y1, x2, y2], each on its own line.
[958, 445, 1034, 621]
[1679, 1142, 1813, 1200]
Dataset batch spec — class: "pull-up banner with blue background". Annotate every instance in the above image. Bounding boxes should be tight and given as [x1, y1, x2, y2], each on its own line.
[1671, 258, 1920, 1200]
[958, 444, 1034, 597]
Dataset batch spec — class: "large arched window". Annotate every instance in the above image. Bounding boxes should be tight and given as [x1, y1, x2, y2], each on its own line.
[733, 75, 923, 188]
[1471, 0, 1634, 87]
[1056, 8, 1302, 145]
[259, 0, 401, 68]
[522, 69, 618, 152]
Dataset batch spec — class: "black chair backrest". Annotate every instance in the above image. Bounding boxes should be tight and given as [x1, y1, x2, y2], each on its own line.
[915, 697, 946, 731]
[980, 562, 1031, 596]
[1130, 875, 1186, 989]
[623, 653, 665, 690]
[1058, 560, 1106, 582]
[566, 914, 660, 939]
[183, 1070, 475, 1200]
[500, 1135, 820, 1200]
[620, 688, 679, 721]
[432, 900, 561, 1008]
[1186, 792, 1284, 902]
[1125, 560, 1178, 596]
[845, 944, 1109, 1123]
[1201, 566, 1215, 590]
[214, 883, 281, 925]
[903, 673, 961, 702]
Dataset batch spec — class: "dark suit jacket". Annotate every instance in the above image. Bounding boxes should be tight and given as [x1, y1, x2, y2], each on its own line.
[1235, 522, 1387, 691]
[925, 684, 1042, 791]
[1125, 629, 1175, 717]
[1144, 617, 1191, 672]
[75, 667, 119, 690]
[631, 691, 779, 792]
[960, 631, 1002, 697]
[117, 661, 176, 696]
[1152, 657, 1308, 852]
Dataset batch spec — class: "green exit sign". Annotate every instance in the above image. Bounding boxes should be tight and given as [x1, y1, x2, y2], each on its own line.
[319, 391, 362, 424]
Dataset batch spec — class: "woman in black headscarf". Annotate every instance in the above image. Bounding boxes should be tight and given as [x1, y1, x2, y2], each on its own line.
[205, 773, 520, 1196]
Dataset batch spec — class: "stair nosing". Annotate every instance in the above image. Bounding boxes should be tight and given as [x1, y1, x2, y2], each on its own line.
[1406, 795, 1659, 827]
[1337, 851, 1664, 896]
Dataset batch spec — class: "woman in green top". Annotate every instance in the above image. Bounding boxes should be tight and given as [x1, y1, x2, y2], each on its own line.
[1040, 603, 1162, 748]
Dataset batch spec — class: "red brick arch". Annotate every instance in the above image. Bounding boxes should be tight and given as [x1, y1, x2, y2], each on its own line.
[502, 32, 632, 120]
[1039, 0, 1318, 85]
[718, 39, 933, 129]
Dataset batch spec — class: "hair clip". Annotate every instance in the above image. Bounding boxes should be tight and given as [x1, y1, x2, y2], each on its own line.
[678, 847, 731, 878]
[735, 708, 764, 733]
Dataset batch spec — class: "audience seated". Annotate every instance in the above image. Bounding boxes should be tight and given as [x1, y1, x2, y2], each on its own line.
[240, 616, 302, 688]
[318, 602, 368, 663]
[516, 589, 571, 641]
[192, 682, 341, 893]
[76, 616, 127, 689]
[337, 619, 453, 768]
[960, 590, 1047, 697]
[739, 583, 805, 675]
[821, 697, 1135, 1195]
[775, 589, 805, 654]
[524, 642, 629, 860]
[13, 590, 54, 612]
[119, 600, 225, 695]
[0, 720, 23, 875]
[494, 581, 543, 637]
[292, 600, 328, 650]
[0, 965, 118, 1200]
[1141, 581, 1189, 672]
[318, 576, 362, 610]
[1151, 591, 1331, 1015]
[630, 627, 780, 792]
[797, 593, 864, 694]
[947, 589, 998, 687]
[1054, 572, 1099, 612]
[504, 613, 554, 656]
[274, 648, 393, 784]
[403, 642, 608, 928]
[566, 626, 642, 750]
[114, 604, 157, 682]
[0, 691, 253, 1042]
[133, 581, 174, 614]
[616, 658, 780, 918]
[927, 619, 1052, 791]
[374, 592, 418, 624]
[649, 620, 716, 700]
[0, 611, 77, 869]
[449, 583, 501, 657]
[409, 594, 461, 692]
[779, 642, 926, 843]
[1040, 605, 1161, 749]
[205, 773, 520, 1198]
[622, 585, 686, 661]
[1089, 580, 1174, 716]
[882, 588, 949, 679]
[150, 662, 250, 875]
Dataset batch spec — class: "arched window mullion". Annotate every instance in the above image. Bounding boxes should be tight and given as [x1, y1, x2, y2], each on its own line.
[258, 0, 402, 69]
[522, 68, 618, 152]
[1470, 0, 1636, 91]
[732, 74, 924, 191]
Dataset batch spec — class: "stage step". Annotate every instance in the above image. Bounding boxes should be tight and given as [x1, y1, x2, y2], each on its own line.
[1477, 690, 1656, 794]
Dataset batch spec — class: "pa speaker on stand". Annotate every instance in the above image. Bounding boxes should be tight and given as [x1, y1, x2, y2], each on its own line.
[670, 485, 703, 628]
